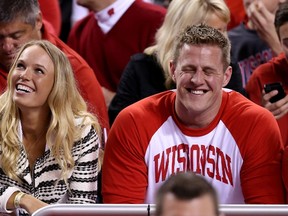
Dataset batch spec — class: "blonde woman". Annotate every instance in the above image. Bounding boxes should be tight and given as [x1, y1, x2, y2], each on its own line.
[109, 0, 245, 125]
[0, 40, 101, 215]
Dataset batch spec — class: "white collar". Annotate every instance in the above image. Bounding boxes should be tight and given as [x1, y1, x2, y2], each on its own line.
[95, 0, 135, 34]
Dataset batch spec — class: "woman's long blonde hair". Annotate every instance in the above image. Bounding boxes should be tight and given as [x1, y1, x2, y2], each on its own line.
[0, 40, 101, 182]
[145, 0, 230, 88]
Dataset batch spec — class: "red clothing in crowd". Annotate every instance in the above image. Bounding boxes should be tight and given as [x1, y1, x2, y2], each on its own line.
[225, 0, 246, 30]
[246, 53, 288, 148]
[39, 0, 61, 36]
[67, 0, 166, 92]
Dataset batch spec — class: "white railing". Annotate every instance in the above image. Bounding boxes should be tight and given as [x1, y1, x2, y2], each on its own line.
[32, 204, 288, 216]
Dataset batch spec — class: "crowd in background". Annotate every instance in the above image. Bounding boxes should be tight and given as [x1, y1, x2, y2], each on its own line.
[1, 0, 288, 215]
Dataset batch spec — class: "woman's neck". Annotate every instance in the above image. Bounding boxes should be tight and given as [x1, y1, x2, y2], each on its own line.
[21, 114, 50, 169]
[20, 110, 51, 140]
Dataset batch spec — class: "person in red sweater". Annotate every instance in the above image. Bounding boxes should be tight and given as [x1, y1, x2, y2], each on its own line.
[246, 1, 288, 148]
[68, 0, 166, 107]
[38, 0, 61, 36]
[245, 2, 288, 201]
[0, 0, 109, 134]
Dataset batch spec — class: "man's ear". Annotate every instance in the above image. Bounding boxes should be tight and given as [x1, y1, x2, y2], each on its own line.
[222, 66, 232, 87]
[35, 12, 43, 31]
[170, 60, 176, 82]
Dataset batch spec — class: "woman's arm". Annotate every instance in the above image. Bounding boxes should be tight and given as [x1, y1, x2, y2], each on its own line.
[68, 125, 100, 203]
[15, 192, 47, 215]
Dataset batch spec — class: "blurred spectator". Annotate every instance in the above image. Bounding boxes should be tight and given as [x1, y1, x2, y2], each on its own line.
[246, 1, 288, 148]
[228, 0, 284, 87]
[155, 172, 220, 216]
[39, 0, 62, 36]
[67, 0, 166, 107]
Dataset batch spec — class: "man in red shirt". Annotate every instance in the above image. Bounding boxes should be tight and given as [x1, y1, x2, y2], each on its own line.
[68, 0, 166, 107]
[246, 1, 288, 201]
[246, 1, 288, 148]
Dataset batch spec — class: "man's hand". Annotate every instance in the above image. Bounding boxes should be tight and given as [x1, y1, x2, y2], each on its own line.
[262, 89, 288, 119]
[247, 0, 282, 55]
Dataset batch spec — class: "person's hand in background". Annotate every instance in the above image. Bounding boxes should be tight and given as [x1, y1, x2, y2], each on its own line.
[247, 0, 283, 55]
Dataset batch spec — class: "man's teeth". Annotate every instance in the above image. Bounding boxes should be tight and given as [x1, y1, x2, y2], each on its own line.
[16, 84, 34, 93]
[191, 90, 205, 95]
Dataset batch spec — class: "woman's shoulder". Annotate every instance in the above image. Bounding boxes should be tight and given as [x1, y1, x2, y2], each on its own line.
[73, 116, 98, 135]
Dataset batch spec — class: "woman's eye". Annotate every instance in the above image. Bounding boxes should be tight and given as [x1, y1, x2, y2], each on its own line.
[35, 68, 44, 74]
[16, 63, 25, 69]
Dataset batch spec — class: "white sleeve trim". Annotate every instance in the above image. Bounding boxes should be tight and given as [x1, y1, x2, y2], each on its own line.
[0, 187, 20, 213]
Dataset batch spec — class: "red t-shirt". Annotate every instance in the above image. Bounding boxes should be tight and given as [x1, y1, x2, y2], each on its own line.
[103, 90, 284, 204]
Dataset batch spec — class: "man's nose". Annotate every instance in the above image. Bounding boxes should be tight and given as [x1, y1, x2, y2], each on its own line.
[1, 38, 15, 53]
[190, 70, 205, 84]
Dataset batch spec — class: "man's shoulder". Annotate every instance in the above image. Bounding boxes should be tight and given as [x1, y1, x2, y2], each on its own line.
[112, 90, 175, 138]
[267, 53, 287, 70]
[251, 53, 287, 78]
[226, 91, 270, 115]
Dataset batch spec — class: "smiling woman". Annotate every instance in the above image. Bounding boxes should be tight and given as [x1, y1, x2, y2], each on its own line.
[0, 40, 102, 216]
[12, 44, 55, 112]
